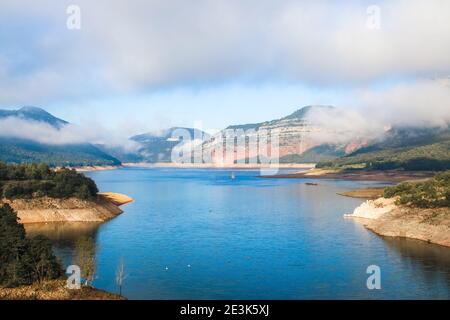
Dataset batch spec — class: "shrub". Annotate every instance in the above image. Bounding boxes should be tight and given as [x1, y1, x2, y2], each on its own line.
[0, 162, 98, 200]
[0, 204, 63, 287]
[384, 170, 450, 208]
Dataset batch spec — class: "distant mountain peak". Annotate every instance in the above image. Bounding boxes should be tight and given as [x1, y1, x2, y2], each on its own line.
[0, 106, 68, 128]
[18, 106, 49, 113]
[283, 105, 334, 120]
[133, 127, 209, 140]
[0, 106, 120, 166]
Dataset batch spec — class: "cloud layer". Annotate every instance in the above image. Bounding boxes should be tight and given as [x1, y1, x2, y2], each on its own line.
[0, 116, 140, 151]
[1, 0, 450, 104]
[306, 79, 450, 144]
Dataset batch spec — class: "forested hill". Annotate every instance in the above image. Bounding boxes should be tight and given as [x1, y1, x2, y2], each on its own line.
[317, 126, 450, 171]
[0, 107, 121, 167]
[0, 162, 98, 200]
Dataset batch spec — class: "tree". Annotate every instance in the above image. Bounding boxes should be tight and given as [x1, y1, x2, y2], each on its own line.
[384, 170, 450, 208]
[0, 204, 62, 287]
[25, 235, 63, 283]
[75, 236, 96, 286]
[0, 162, 98, 200]
[0, 204, 29, 287]
[115, 257, 127, 296]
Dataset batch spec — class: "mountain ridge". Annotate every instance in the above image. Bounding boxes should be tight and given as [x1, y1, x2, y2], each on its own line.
[0, 107, 121, 166]
[318, 125, 450, 170]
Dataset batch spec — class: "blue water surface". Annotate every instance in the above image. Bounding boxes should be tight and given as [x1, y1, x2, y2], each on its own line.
[26, 168, 450, 299]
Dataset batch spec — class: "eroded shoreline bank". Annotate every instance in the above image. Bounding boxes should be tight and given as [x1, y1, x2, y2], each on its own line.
[266, 168, 436, 182]
[0, 280, 125, 300]
[346, 197, 450, 248]
[0, 192, 133, 224]
[123, 162, 316, 170]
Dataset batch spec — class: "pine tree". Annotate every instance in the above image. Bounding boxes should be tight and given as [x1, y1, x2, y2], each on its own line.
[0, 204, 62, 287]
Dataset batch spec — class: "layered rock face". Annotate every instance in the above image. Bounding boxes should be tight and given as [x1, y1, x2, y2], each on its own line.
[0, 196, 124, 223]
[200, 105, 357, 164]
[346, 197, 450, 247]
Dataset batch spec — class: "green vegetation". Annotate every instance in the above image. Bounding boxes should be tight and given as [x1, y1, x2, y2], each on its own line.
[384, 170, 450, 208]
[280, 144, 346, 163]
[0, 204, 63, 287]
[0, 138, 121, 167]
[0, 107, 121, 167]
[317, 141, 450, 171]
[317, 126, 450, 171]
[0, 162, 98, 200]
[75, 237, 97, 286]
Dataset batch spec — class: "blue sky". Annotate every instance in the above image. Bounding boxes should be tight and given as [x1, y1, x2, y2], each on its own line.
[1, 0, 449, 137]
[43, 82, 353, 133]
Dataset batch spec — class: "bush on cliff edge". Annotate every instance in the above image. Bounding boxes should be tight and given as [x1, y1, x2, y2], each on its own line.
[384, 170, 450, 208]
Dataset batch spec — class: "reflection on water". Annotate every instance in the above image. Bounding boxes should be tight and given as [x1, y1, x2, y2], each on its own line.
[384, 237, 450, 293]
[25, 222, 101, 241]
[25, 222, 101, 267]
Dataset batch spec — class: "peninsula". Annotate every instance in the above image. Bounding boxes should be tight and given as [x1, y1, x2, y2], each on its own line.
[345, 171, 450, 247]
[0, 162, 132, 224]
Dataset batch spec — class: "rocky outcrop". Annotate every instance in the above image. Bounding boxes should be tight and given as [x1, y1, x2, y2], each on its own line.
[0, 195, 128, 224]
[201, 106, 366, 164]
[345, 197, 450, 247]
[345, 197, 398, 219]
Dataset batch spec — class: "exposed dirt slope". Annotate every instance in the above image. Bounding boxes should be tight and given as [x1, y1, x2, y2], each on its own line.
[0, 195, 128, 223]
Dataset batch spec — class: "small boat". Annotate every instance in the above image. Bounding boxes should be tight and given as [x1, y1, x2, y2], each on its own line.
[230, 172, 236, 180]
[305, 182, 318, 186]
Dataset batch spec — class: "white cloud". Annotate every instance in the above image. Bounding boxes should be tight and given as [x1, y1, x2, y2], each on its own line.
[306, 79, 450, 144]
[1, 0, 450, 103]
[358, 79, 450, 127]
[0, 116, 140, 151]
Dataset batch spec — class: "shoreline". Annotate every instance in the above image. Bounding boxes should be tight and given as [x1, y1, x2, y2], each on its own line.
[337, 188, 385, 199]
[122, 162, 316, 170]
[346, 197, 450, 248]
[74, 165, 122, 172]
[0, 280, 124, 300]
[266, 168, 436, 182]
[1, 192, 133, 224]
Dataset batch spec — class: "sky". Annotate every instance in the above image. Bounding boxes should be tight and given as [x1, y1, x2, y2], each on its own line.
[0, 0, 450, 139]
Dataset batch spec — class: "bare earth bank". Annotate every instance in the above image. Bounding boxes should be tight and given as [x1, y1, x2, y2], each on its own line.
[269, 169, 436, 182]
[0, 193, 133, 224]
[74, 165, 122, 172]
[345, 197, 450, 247]
[338, 188, 385, 199]
[123, 162, 316, 170]
[0, 280, 124, 300]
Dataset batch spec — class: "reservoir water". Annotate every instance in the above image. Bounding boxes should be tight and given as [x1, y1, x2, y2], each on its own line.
[25, 168, 450, 299]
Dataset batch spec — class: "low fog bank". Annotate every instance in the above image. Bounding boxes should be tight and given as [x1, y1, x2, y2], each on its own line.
[306, 79, 450, 145]
[0, 116, 140, 152]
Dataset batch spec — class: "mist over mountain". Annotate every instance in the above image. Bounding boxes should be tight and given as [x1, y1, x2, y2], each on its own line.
[0, 106, 68, 128]
[129, 127, 210, 163]
[0, 107, 121, 166]
[202, 105, 361, 164]
[320, 124, 450, 170]
[1, 105, 449, 170]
